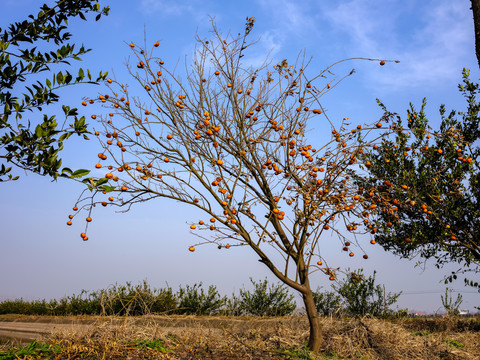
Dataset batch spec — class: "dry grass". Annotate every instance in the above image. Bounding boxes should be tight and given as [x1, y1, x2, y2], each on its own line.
[1, 315, 479, 359]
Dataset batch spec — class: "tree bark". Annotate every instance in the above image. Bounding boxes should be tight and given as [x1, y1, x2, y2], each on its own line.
[302, 283, 322, 352]
[471, 0, 480, 69]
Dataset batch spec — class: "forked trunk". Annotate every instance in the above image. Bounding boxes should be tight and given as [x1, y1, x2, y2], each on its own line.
[302, 286, 322, 352]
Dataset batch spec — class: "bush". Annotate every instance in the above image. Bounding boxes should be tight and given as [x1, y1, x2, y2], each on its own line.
[238, 278, 296, 316]
[312, 288, 342, 316]
[312, 269, 402, 317]
[176, 283, 226, 315]
[334, 269, 401, 317]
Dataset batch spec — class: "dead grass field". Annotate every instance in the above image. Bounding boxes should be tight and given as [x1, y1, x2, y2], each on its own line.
[0, 315, 479, 359]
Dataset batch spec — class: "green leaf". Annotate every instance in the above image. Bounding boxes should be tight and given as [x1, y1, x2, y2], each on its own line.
[58, 132, 70, 142]
[71, 169, 90, 178]
[56, 71, 64, 84]
[100, 185, 116, 193]
[95, 177, 108, 186]
[35, 124, 43, 137]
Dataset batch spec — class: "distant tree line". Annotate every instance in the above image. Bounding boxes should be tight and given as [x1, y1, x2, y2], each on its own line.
[0, 272, 402, 317]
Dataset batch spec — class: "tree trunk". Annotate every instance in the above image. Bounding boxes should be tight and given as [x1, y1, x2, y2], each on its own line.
[471, 0, 480, 69]
[302, 286, 322, 352]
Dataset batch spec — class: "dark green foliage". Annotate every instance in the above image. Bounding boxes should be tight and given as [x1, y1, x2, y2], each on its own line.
[237, 278, 297, 316]
[0, 0, 109, 181]
[0, 279, 299, 316]
[0, 281, 177, 316]
[312, 288, 342, 316]
[357, 69, 480, 287]
[176, 283, 226, 315]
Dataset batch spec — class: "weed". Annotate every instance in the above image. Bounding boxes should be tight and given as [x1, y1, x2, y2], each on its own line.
[277, 344, 314, 359]
[411, 330, 431, 336]
[131, 339, 169, 352]
[0, 340, 59, 360]
[444, 339, 464, 348]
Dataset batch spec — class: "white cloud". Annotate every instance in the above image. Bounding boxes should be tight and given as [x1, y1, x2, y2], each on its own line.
[322, 0, 475, 91]
[257, 0, 320, 40]
[242, 30, 284, 68]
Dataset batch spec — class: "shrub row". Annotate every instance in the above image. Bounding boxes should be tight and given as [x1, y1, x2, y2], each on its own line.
[0, 278, 297, 317]
[0, 270, 402, 317]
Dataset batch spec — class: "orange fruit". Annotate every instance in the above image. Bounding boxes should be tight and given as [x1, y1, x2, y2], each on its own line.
[190, 224, 196, 229]
[317, 261, 322, 266]
[189, 246, 195, 252]
[66, 221, 72, 226]
[154, 41, 159, 47]
[380, 60, 385, 66]
[166, 134, 173, 140]
[86, 217, 92, 222]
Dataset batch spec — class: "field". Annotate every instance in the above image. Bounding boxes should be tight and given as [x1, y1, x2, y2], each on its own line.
[1, 315, 479, 359]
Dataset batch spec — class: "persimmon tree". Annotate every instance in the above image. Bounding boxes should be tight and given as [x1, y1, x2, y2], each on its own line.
[72, 19, 396, 351]
[0, 0, 109, 181]
[356, 68, 480, 288]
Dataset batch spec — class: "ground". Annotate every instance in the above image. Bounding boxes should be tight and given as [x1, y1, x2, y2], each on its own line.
[0, 315, 479, 359]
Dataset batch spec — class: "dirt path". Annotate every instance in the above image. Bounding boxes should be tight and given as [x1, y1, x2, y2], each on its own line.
[0, 321, 94, 343]
[0, 315, 299, 344]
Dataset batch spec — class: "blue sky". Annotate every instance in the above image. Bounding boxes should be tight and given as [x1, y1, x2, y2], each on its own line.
[0, 0, 479, 313]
